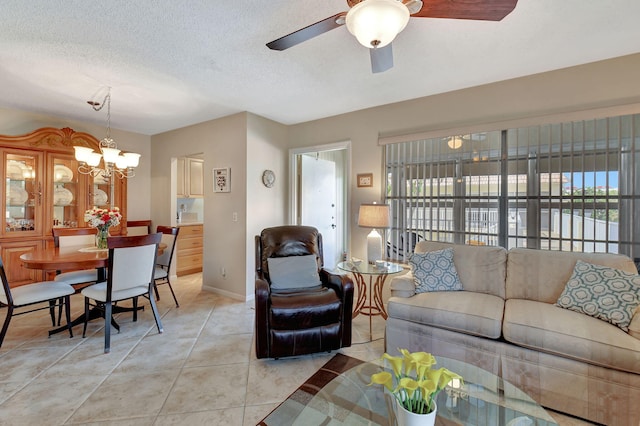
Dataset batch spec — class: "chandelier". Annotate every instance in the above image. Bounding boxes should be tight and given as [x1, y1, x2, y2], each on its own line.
[74, 87, 140, 179]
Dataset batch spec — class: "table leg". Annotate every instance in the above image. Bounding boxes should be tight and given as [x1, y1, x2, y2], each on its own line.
[351, 272, 367, 319]
[49, 303, 124, 336]
[48, 268, 141, 336]
[351, 271, 390, 341]
[372, 274, 389, 320]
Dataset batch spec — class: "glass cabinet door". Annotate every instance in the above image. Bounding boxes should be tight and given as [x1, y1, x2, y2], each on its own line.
[50, 154, 82, 229]
[92, 170, 112, 209]
[4, 150, 42, 236]
[90, 170, 125, 235]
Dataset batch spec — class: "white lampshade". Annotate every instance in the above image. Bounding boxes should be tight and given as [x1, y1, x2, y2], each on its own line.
[358, 203, 391, 264]
[122, 152, 141, 168]
[101, 147, 121, 164]
[346, 0, 410, 48]
[115, 155, 129, 169]
[358, 203, 391, 228]
[87, 152, 102, 167]
[74, 146, 94, 163]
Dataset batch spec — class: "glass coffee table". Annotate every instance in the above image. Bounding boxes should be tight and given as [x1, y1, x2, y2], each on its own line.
[260, 355, 558, 425]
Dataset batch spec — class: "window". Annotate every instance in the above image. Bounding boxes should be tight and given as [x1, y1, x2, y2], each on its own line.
[385, 115, 640, 262]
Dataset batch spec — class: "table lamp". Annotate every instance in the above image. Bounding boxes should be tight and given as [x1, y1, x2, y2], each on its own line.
[358, 203, 391, 264]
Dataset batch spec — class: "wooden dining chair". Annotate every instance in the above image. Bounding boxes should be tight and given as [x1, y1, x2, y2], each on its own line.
[126, 220, 152, 236]
[154, 226, 181, 307]
[0, 256, 75, 348]
[81, 233, 163, 353]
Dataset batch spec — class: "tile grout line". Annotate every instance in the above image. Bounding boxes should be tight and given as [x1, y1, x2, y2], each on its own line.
[151, 299, 217, 423]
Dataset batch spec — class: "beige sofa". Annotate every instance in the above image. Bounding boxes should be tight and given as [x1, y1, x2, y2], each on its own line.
[386, 241, 640, 425]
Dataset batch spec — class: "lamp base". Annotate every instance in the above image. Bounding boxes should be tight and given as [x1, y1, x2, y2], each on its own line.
[366, 229, 383, 265]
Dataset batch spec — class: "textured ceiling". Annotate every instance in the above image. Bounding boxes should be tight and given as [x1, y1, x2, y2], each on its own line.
[1, 0, 640, 135]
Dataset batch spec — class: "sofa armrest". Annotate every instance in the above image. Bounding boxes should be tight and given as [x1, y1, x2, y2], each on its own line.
[629, 308, 640, 340]
[390, 273, 416, 298]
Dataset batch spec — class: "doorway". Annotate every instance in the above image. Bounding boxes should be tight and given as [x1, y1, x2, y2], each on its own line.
[290, 142, 350, 270]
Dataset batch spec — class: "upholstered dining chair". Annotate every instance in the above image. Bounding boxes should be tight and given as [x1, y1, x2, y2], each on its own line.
[52, 227, 100, 288]
[255, 225, 354, 359]
[52, 227, 100, 324]
[81, 233, 163, 353]
[0, 256, 74, 348]
[153, 226, 180, 307]
[126, 220, 152, 236]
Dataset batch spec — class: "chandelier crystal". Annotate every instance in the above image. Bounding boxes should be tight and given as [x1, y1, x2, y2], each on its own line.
[74, 87, 140, 179]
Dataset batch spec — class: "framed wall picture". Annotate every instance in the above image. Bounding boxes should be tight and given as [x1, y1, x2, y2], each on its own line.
[213, 167, 231, 193]
[357, 173, 373, 188]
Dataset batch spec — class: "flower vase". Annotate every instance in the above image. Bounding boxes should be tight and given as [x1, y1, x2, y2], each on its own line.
[395, 401, 437, 426]
[95, 227, 110, 249]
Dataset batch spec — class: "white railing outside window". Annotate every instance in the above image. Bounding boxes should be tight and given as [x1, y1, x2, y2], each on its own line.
[385, 115, 640, 262]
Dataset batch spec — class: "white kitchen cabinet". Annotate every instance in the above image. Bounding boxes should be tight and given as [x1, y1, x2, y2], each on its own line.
[177, 157, 204, 198]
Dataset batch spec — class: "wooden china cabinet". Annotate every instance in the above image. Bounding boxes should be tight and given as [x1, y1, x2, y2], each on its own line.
[0, 127, 127, 286]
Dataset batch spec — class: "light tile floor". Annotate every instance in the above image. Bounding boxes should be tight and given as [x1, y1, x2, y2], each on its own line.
[0, 274, 593, 425]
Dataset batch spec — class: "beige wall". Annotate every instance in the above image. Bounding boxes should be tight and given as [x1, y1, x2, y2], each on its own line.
[150, 112, 288, 300]
[245, 114, 289, 297]
[151, 113, 248, 299]
[0, 107, 152, 220]
[287, 53, 640, 261]
[4, 53, 640, 300]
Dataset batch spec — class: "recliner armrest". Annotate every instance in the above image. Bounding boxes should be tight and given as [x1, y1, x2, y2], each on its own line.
[254, 274, 271, 358]
[320, 268, 354, 348]
[320, 268, 354, 298]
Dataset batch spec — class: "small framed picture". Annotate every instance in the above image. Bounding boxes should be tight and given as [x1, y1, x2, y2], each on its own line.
[357, 173, 373, 188]
[213, 167, 231, 193]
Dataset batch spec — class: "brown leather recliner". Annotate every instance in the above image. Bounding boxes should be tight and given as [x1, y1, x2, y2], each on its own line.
[255, 225, 354, 359]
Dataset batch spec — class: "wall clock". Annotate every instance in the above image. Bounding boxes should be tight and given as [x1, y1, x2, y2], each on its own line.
[262, 169, 276, 188]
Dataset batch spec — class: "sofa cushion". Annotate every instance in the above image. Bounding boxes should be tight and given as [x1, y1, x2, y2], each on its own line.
[555, 260, 640, 332]
[267, 254, 321, 290]
[387, 291, 504, 339]
[413, 241, 507, 298]
[504, 299, 640, 374]
[410, 248, 463, 293]
[506, 248, 637, 303]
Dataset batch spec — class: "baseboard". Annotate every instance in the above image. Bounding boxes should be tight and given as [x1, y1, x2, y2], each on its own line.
[201, 284, 251, 302]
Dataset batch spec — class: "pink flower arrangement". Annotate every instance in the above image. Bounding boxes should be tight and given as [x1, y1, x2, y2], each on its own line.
[84, 207, 122, 230]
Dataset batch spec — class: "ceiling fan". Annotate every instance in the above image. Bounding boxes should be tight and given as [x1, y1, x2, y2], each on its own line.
[266, 0, 518, 73]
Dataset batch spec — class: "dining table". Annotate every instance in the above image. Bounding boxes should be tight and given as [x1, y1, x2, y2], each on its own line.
[20, 242, 166, 336]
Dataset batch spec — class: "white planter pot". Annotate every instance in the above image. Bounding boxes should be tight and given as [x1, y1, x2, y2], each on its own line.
[395, 401, 437, 426]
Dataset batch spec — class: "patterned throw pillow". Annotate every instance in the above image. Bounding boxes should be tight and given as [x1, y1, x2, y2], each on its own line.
[555, 260, 640, 332]
[410, 248, 463, 293]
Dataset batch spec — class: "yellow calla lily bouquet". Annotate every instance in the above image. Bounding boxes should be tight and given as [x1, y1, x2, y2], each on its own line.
[369, 349, 463, 415]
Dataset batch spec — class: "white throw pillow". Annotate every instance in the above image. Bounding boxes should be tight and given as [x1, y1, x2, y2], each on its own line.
[410, 247, 463, 293]
[555, 260, 640, 332]
[267, 254, 322, 290]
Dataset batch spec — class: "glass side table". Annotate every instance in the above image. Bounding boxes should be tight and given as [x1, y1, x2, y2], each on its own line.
[337, 261, 404, 341]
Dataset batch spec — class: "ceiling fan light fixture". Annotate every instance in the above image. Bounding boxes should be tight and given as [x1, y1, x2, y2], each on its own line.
[447, 136, 464, 150]
[346, 0, 410, 48]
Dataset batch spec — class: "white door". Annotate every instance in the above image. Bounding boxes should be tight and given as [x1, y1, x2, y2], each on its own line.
[301, 155, 338, 269]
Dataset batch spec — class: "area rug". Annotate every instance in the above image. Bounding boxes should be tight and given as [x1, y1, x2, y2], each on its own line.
[257, 353, 369, 425]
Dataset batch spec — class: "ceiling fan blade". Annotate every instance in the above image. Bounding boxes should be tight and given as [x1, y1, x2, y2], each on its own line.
[413, 0, 518, 21]
[266, 12, 347, 51]
[370, 44, 394, 74]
